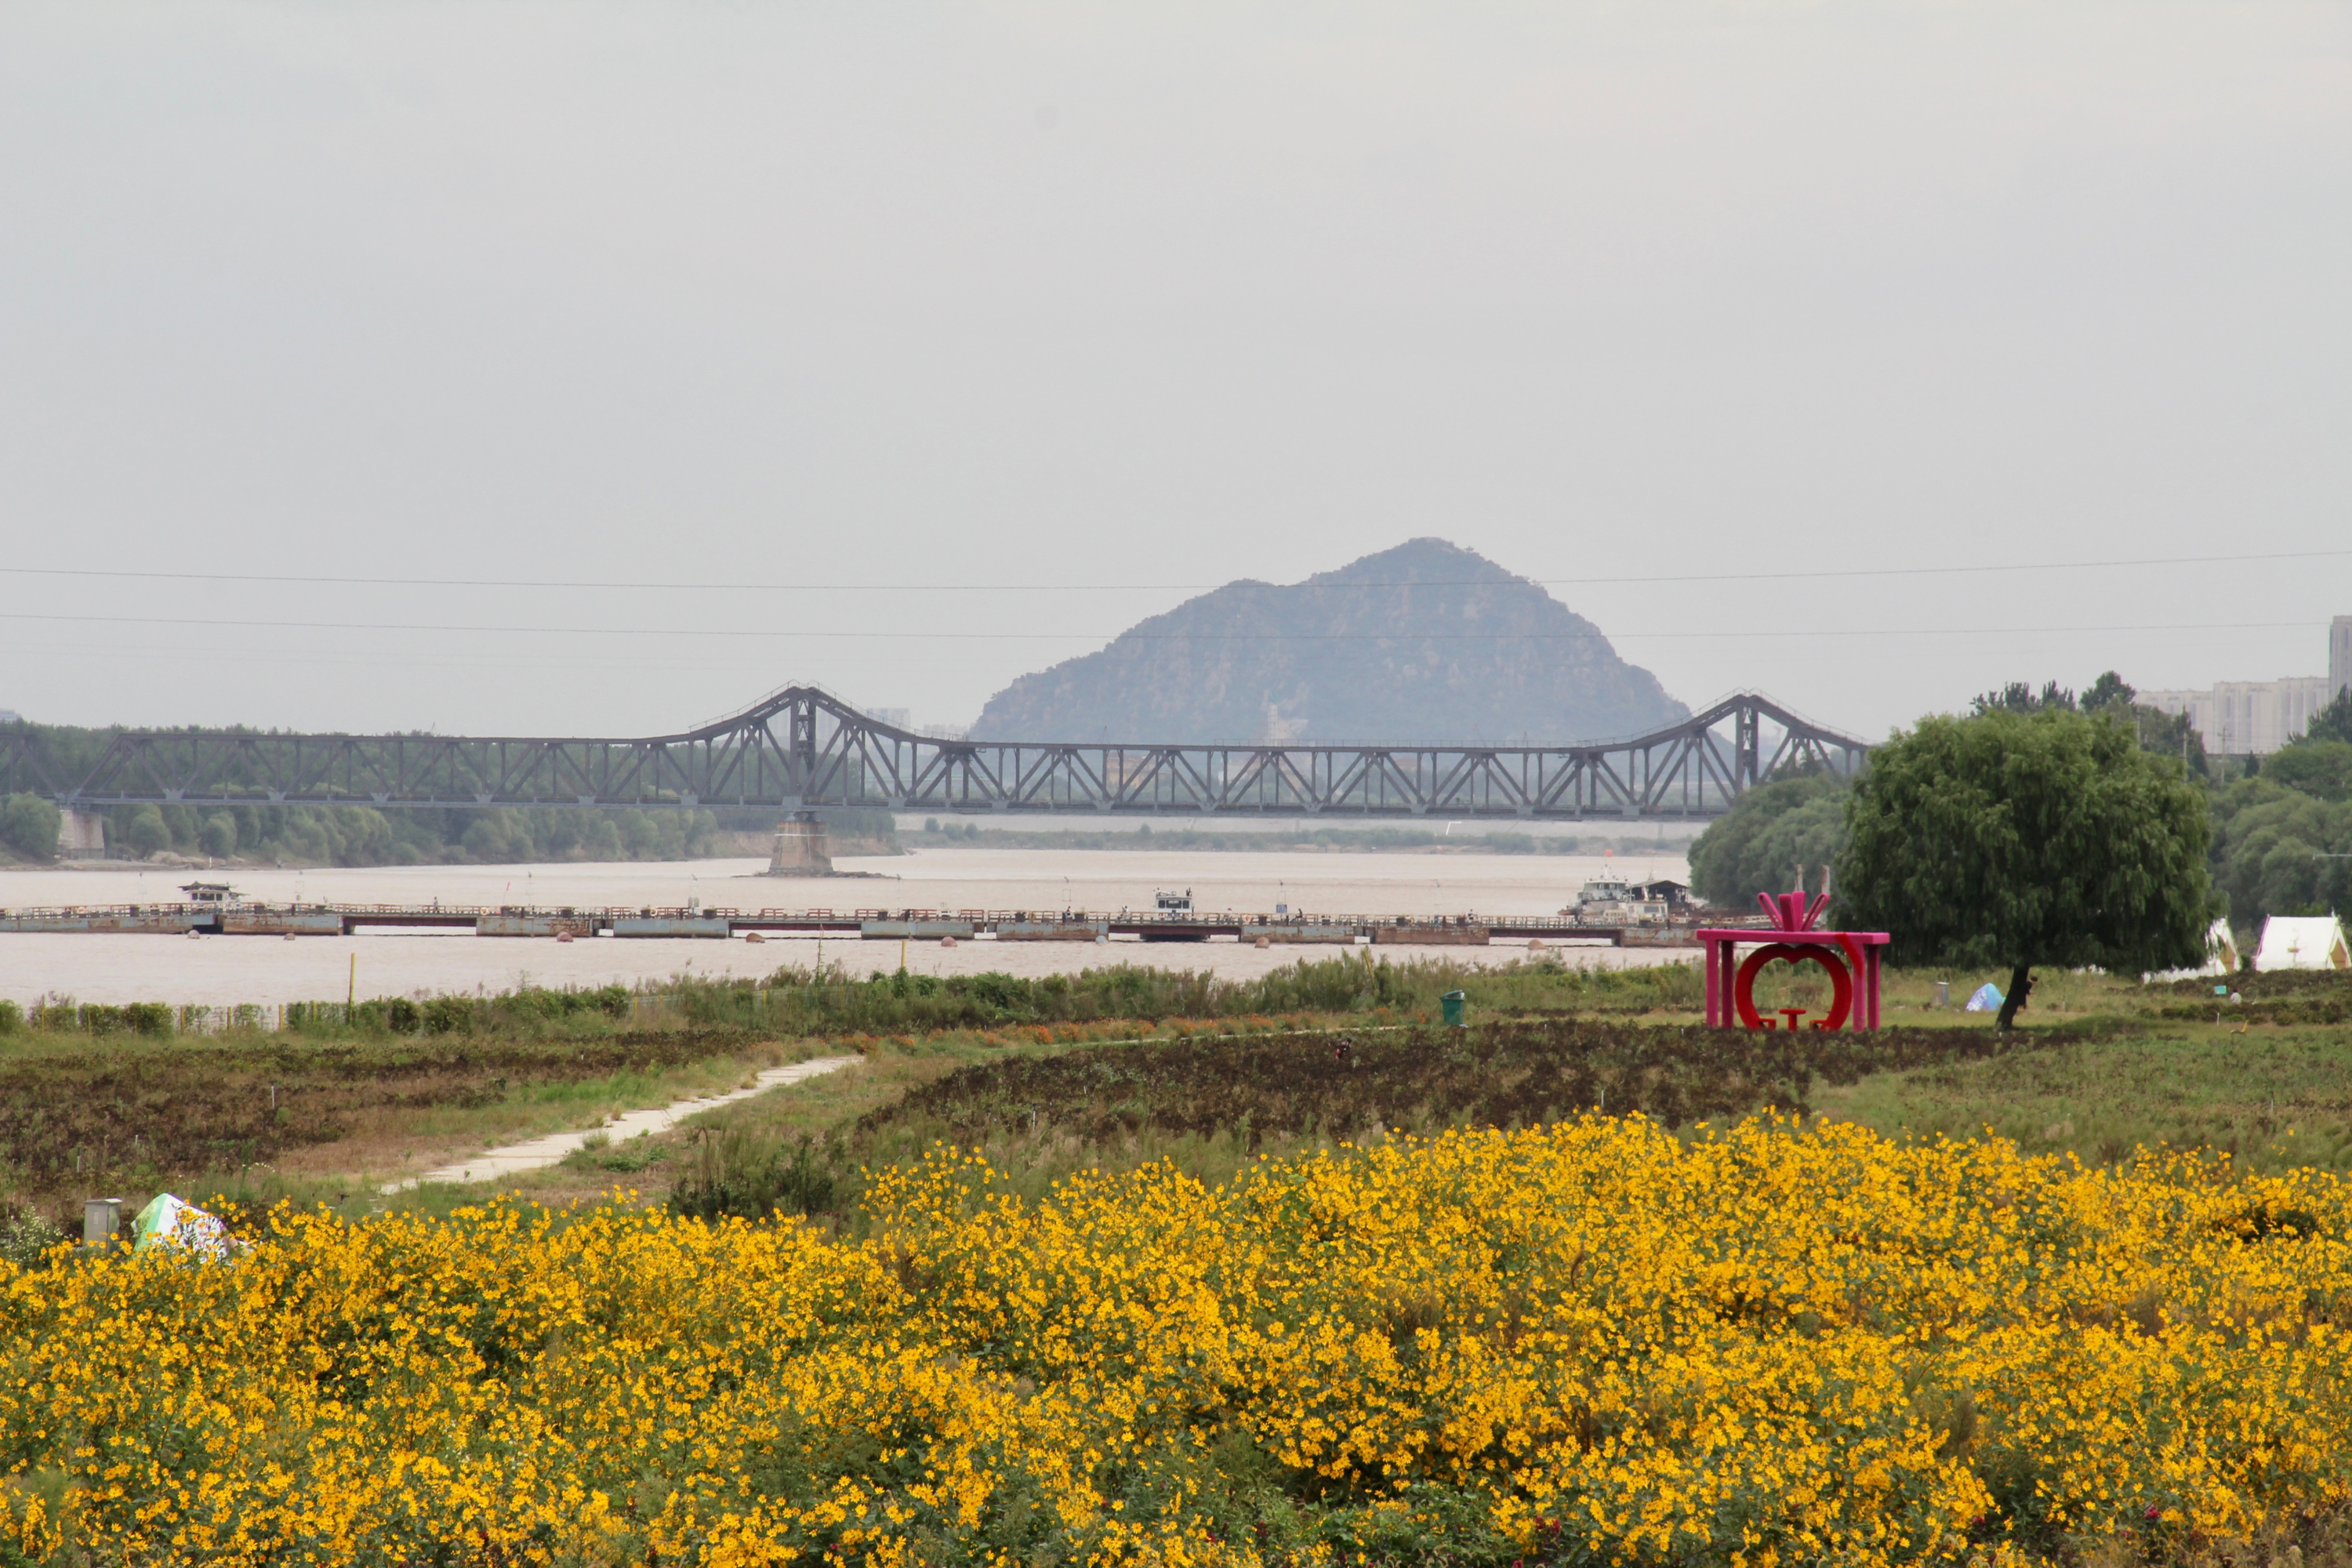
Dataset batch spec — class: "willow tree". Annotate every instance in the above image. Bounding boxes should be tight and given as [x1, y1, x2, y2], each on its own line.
[1836, 708, 2216, 1029]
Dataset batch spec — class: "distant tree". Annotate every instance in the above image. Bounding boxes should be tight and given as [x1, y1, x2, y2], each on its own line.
[1972, 681, 2075, 717]
[2208, 776, 2352, 928]
[460, 811, 530, 864]
[2082, 670, 2135, 712]
[124, 805, 171, 858]
[1838, 709, 2216, 1030]
[2266, 741, 2352, 804]
[198, 812, 238, 859]
[2125, 702, 2206, 776]
[1977, 670, 2205, 773]
[0, 793, 60, 860]
[2299, 687, 2352, 748]
[583, 818, 626, 862]
[1688, 770, 1851, 909]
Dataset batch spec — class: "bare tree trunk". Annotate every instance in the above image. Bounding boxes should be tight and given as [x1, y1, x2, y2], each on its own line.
[1995, 964, 2034, 1031]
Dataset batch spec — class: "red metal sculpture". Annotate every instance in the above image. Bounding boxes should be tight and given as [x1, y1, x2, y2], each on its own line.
[1698, 886, 1889, 1030]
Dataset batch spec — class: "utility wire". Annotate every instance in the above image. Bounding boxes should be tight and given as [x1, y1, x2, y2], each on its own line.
[0, 547, 2346, 594]
[0, 611, 2320, 641]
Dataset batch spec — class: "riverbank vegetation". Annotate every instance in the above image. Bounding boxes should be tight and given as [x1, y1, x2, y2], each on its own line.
[0, 951, 1695, 1046]
[0, 713, 898, 866]
[0, 954, 1705, 1211]
[9, 953, 2346, 1228]
[42, 800, 897, 867]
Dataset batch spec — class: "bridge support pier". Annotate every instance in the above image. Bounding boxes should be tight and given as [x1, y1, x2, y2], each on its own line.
[765, 812, 833, 877]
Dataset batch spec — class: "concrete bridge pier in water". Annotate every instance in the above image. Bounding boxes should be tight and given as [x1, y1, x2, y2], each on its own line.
[765, 811, 833, 877]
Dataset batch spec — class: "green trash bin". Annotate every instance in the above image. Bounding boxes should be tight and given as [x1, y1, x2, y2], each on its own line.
[1441, 989, 1466, 1028]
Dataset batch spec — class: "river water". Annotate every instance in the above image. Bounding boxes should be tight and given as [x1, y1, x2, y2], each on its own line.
[0, 845, 1692, 1008]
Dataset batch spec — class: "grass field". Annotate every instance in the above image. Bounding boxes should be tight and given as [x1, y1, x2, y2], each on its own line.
[4, 954, 2349, 1227]
[0, 953, 1704, 1218]
[677, 964, 2351, 1194]
[0, 1025, 829, 1206]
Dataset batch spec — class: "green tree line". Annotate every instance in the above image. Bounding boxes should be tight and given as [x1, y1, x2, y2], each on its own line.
[0, 797, 898, 868]
[0, 718, 895, 866]
[1692, 674, 2352, 938]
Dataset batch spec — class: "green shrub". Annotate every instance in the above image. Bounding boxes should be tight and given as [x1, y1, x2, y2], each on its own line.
[862, 1018, 2052, 1156]
[739, 952, 1500, 1037]
[1474, 958, 1705, 1014]
[1689, 771, 1850, 909]
[78, 1004, 125, 1036]
[122, 1002, 172, 1037]
[123, 804, 171, 858]
[0, 1000, 21, 1035]
[670, 1129, 838, 1222]
[423, 996, 475, 1035]
[0, 793, 60, 860]
[486, 985, 632, 1025]
[198, 812, 238, 858]
[386, 997, 422, 1033]
[0, 1207, 69, 1269]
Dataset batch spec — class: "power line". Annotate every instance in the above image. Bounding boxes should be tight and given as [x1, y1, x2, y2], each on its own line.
[0, 547, 2345, 594]
[0, 610, 2320, 641]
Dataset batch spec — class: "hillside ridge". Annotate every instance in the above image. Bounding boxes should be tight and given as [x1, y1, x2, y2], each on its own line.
[971, 539, 1687, 745]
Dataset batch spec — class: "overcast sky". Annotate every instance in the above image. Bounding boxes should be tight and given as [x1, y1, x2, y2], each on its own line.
[2, 0, 2345, 743]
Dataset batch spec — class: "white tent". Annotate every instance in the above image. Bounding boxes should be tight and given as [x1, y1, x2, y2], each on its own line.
[2254, 915, 2351, 972]
[2195, 916, 2240, 978]
[2208, 917, 2241, 976]
[2148, 916, 2239, 982]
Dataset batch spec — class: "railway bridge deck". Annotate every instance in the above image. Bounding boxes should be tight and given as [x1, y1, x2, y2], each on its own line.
[1, 688, 1866, 822]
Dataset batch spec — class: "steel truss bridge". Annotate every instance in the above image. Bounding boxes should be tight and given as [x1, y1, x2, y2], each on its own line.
[0, 688, 1867, 822]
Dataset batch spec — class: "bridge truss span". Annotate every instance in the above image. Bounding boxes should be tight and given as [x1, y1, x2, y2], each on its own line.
[2, 688, 1869, 821]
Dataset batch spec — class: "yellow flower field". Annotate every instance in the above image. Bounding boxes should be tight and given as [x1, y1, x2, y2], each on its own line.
[2, 1118, 2347, 1566]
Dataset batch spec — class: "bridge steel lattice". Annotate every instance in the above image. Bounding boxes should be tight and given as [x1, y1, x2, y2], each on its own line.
[0, 688, 1867, 822]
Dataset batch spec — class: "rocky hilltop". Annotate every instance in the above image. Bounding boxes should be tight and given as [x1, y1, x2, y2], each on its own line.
[971, 539, 1687, 745]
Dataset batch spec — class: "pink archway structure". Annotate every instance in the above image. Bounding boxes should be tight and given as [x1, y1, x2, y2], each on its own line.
[1698, 888, 1890, 1030]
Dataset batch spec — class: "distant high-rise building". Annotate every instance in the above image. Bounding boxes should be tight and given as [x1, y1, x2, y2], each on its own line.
[2143, 678, 2332, 755]
[2143, 617, 2350, 753]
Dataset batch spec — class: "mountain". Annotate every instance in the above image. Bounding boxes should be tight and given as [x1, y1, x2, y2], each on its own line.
[971, 539, 1688, 745]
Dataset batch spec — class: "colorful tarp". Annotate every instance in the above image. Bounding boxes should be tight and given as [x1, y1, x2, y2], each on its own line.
[131, 1194, 233, 1260]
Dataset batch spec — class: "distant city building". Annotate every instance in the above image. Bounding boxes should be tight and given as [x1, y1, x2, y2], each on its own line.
[865, 707, 964, 739]
[0, 710, 20, 724]
[2143, 678, 2332, 756]
[2138, 616, 2348, 755]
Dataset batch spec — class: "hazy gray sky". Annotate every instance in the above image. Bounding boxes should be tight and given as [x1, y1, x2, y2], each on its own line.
[2, 0, 2345, 742]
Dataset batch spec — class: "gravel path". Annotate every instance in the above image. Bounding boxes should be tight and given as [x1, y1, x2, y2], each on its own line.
[385, 1054, 862, 1192]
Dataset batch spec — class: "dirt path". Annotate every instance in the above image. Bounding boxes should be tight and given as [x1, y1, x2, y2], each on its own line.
[386, 1054, 862, 1192]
